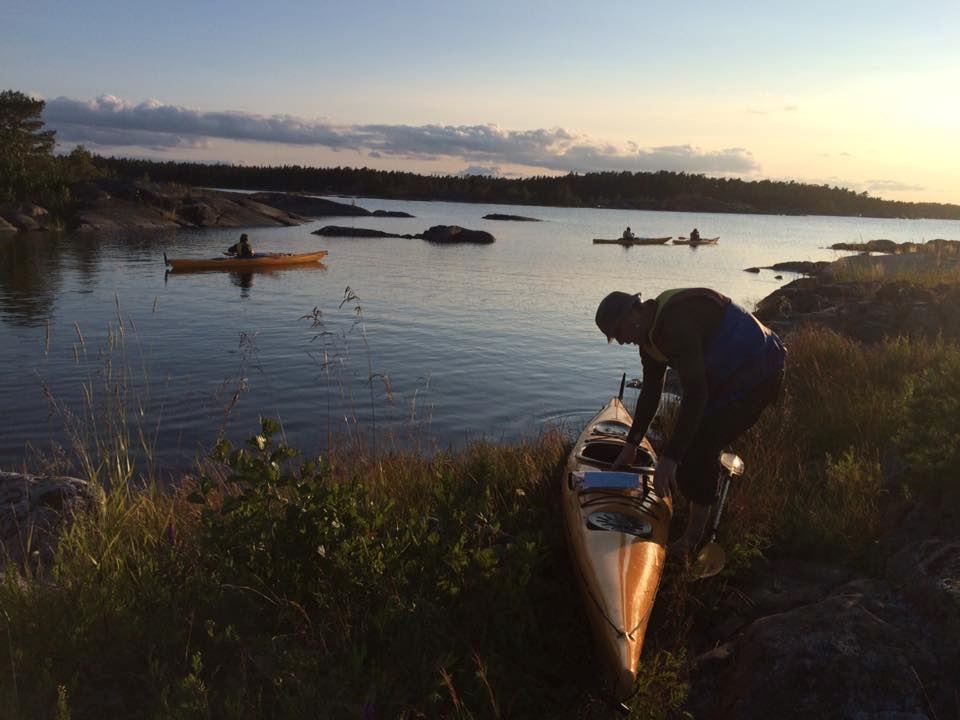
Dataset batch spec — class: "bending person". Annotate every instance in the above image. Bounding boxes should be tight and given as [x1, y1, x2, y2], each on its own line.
[594, 287, 785, 557]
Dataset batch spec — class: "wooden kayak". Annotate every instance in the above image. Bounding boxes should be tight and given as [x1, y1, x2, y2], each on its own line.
[593, 236, 672, 246]
[164, 250, 328, 271]
[562, 396, 672, 701]
[673, 237, 719, 245]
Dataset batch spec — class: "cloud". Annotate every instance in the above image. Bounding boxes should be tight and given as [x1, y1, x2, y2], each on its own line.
[43, 94, 759, 175]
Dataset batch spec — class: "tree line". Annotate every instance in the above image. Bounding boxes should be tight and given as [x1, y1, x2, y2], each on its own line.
[3, 87, 959, 220]
[96, 157, 960, 220]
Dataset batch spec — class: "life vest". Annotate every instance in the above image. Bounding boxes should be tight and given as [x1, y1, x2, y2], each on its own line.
[647, 288, 785, 413]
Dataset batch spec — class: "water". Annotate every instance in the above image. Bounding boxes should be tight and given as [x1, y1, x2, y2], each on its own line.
[2, 199, 958, 471]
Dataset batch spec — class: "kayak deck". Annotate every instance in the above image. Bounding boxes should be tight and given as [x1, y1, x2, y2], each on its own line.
[562, 397, 672, 701]
[593, 237, 672, 246]
[165, 250, 328, 271]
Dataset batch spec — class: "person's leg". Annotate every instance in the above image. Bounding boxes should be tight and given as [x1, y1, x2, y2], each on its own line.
[674, 370, 783, 552]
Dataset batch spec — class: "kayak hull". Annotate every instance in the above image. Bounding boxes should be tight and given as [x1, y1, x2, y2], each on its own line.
[593, 237, 672, 246]
[673, 237, 719, 245]
[165, 250, 328, 271]
[561, 397, 672, 701]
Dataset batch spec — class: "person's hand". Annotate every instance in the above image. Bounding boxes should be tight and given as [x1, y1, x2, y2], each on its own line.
[611, 442, 638, 471]
[653, 456, 678, 499]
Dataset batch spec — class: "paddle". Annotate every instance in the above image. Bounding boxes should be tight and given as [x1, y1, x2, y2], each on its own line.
[688, 452, 744, 580]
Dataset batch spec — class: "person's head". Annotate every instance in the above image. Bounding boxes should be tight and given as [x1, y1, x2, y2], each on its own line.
[240, 233, 249, 242]
[595, 291, 641, 344]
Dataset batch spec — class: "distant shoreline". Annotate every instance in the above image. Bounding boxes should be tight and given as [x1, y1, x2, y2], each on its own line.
[95, 156, 960, 221]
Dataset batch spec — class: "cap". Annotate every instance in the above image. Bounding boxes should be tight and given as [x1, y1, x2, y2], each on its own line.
[595, 291, 640, 342]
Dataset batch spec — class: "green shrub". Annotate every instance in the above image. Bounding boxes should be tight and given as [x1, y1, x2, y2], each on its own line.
[896, 352, 960, 501]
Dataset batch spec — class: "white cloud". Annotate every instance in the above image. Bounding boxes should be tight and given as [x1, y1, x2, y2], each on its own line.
[43, 94, 760, 175]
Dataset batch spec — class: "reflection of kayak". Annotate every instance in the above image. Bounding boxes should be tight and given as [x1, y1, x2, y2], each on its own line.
[593, 236, 671, 246]
[561, 393, 672, 702]
[673, 237, 719, 245]
[164, 250, 328, 271]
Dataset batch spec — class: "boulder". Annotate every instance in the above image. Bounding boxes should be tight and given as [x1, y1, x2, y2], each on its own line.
[690, 582, 939, 719]
[886, 538, 960, 661]
[754, 271, 960, 344]
[372, 210, 415, 218]
[0, 211, 41, 231]
[420, 225, 495, 244]
[482, 213, 540, 221]
[0, 471, 101, 566]
[311, 226, 412, 238]
[178, 201, 218, 226]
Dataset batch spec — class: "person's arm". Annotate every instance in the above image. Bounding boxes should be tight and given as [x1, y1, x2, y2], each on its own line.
[612, 354, 665, 470]
[627, 354, 666, 444]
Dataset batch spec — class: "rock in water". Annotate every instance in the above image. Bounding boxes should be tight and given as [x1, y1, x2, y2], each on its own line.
[420, 225, 495, 244]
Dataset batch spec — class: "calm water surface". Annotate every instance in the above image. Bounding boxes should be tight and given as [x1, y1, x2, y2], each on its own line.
[2, 198, 959, 471]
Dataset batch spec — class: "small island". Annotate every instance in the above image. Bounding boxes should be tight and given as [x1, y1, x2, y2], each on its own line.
[482, 213, 540, 222]
[312, 224, 495, 244]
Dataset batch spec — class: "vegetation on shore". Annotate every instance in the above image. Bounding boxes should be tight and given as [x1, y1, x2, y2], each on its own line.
[4, 87, 960, 224]
[0, 91, 102, 220]
[2, 318, 959, 719]
[97, 156, 960, 220]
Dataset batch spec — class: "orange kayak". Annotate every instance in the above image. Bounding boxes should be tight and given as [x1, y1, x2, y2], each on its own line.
[165, 250, 328, 271]
[561, 396, 672, 701]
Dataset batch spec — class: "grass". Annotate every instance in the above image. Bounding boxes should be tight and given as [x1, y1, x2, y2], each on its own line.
[828, 251, 960, 286]
[4, 318, 960, 718]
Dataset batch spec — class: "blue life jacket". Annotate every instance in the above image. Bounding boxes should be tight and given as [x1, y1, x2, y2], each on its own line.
[648, 288, 785, 414]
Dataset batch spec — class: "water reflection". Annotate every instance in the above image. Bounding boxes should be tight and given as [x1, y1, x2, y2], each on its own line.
[165, 263, 328, 297]
[0, 230, 183, 326]
[0, 234, 65, 327]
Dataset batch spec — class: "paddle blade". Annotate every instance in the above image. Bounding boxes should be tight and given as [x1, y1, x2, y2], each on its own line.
[688, 543, 726, 580]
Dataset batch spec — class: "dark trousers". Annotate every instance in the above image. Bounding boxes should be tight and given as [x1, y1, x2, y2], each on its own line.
[677, 370, 783, 505]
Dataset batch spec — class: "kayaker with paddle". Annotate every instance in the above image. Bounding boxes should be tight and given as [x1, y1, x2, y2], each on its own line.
[689, 228, 700, 243]
[622, 226, 636, 240]
[594, 288, 785, 558]
[226, 233, 254, 258]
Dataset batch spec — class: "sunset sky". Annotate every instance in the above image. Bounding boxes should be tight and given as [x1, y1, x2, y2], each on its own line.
[3, 0, 959, 203]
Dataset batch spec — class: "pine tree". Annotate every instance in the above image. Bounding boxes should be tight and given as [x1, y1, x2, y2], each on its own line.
[0, 89, 57, 202]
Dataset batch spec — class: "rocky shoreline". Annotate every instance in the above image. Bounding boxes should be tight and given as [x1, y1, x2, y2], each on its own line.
[685, 242, 960, 719]
[0, 180, 418, 233]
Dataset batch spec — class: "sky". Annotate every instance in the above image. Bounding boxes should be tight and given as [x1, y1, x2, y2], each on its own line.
[3, 0, 959, 204]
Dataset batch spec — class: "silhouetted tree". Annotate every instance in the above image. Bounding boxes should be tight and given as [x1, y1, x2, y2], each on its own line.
[0, 90, 57, 202]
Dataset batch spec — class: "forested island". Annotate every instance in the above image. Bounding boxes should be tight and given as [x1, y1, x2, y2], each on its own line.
[3, 88, 960, 225]
[98, 156, 960, 220]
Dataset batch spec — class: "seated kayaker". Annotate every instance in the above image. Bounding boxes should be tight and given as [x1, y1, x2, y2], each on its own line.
[690, 228, 701, 243]
[226, 233, 254, 258]
[594, 287, 786, 559]
[622, 226, 636, 240]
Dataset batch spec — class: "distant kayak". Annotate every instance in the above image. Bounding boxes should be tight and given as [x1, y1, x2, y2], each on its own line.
[164, 250, 328, 271]
[673, 236, 719, 245]
[593, 236, 672, 246]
